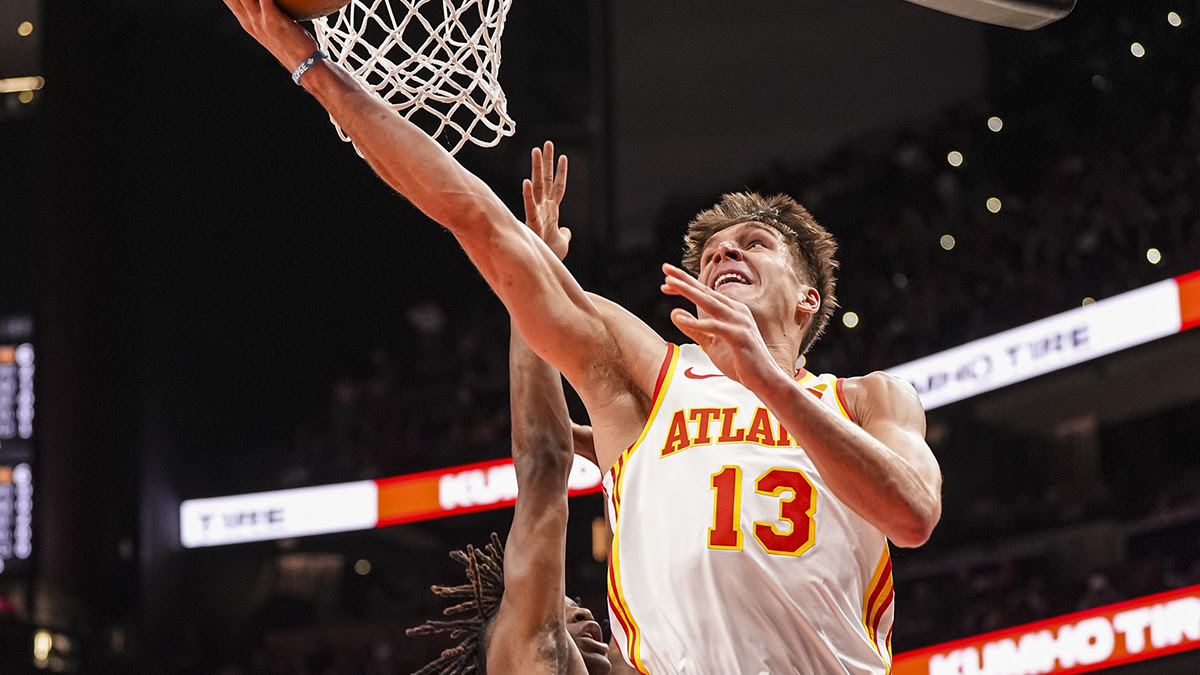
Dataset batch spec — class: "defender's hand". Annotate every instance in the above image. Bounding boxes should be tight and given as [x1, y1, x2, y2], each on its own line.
[661, 263, 783, 390]
[223, 0, 319, 73]
[521, 141, 571, 261]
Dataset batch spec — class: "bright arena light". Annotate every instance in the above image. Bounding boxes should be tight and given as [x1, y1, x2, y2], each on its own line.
[940, 234, 956, 251]
[17, 21, 33, 37]
[947, 151, 963, 167]
[1082, 297, 1096, 306]
[17, 91, 33, 104]
[354, 559, 372, 575]
[1168, 12, 1182, 27]
[1147, 248, 1162, 264]
[987, 116, 1003, 132]
[986, 197, 1002, 213]
[33, 630, 52, 662]
[842, 312, 860, 329]
[0, 76, 44, 94]
[1131, 42, 1146, 58]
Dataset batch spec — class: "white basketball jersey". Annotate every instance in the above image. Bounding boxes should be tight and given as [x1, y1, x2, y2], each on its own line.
[603, 344, 894, 675]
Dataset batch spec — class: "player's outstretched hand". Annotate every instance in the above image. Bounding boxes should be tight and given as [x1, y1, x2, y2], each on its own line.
[521, 141, 571, 261]
[661, 263, 782, 389]
[223, 0, 319, 72]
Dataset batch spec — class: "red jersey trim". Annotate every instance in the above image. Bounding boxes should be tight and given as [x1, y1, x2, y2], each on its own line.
[834, 377, 857, 424]
[603, 343, 679, 492]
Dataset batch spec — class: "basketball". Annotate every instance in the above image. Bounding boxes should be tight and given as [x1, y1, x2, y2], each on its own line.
[276, 0, 351, 21]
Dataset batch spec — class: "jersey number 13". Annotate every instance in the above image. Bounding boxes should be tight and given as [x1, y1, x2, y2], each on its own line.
[708, 466, 817, 557]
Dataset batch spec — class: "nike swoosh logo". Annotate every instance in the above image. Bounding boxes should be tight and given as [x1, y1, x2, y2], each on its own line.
[683, 367, 724, 380]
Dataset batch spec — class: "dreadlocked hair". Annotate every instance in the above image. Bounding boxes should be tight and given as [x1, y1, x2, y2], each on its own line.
[406, 532, 506, 675]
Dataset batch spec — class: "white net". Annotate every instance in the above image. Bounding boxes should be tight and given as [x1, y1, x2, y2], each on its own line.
[312, 0, 515, 155]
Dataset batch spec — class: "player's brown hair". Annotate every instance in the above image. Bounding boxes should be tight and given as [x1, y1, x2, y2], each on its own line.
[682, 192, 839, 356]
[407, 533, 506, 675]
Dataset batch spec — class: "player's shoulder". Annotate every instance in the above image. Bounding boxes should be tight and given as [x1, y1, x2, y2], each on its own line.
[840, 371, 923, 419]
[843, 370, 914, 395]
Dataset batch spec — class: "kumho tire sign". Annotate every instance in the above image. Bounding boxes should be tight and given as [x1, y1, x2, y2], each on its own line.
[893, 584, 1200, 675]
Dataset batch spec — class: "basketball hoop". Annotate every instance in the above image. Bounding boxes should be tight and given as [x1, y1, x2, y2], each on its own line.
[312, 0, 515, 155]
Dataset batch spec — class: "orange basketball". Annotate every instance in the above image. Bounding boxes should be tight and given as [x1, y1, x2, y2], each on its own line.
[276, 0, 352, 21]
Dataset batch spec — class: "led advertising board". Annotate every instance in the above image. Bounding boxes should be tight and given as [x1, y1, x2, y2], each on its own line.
[180, 455, 603, 548]
[0, 315, 34, 575]
[893, 584, 1200, 675]
[886, 270, 1199, 410]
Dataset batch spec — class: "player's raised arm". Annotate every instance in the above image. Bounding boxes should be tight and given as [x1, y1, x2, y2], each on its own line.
[221, 0, 666, 457]
[494, 150, 576, 637]
[488, 170, 609, 673]
[487, 317, 577, 669]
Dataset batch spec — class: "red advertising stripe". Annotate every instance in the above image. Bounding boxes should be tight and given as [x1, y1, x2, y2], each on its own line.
[893, 584, 1200, 675]
[375, 457, 513, 526]
[374, 456, 603, 527]
[374, 473, 444, 526]
[1177, 269, 1200, 331]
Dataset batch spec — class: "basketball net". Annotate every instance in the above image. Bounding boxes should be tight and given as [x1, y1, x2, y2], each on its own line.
[312, 0, 514, 155]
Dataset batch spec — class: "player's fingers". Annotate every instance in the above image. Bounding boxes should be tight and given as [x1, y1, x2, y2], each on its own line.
[661, 265, 729, 316]
[521, 180, 537, 228]
[530, 147, 545, 202]
[663, 263, 738, 309]
[661, 278, 726, 323]
[670, 308, 715, 343]
[226, 2, 258, 32]
[541, 140, 555, 191]
[661, 275, 708, 303]
[661, 262, 708, 290]
[223, 0, 248, 19]
[662, 281, 726, 322]
[662, 262, 706, 285]
[552, 154, 569, 202]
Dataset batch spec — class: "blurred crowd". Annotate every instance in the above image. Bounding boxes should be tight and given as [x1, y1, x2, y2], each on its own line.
[280, 302, 514, 486]
[895, 514, 1200, 650]
[239, 2, 1200, 671]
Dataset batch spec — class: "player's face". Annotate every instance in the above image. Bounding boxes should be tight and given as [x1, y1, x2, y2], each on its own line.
[564, 597, 611, 675]
[697, 221, 810, 323]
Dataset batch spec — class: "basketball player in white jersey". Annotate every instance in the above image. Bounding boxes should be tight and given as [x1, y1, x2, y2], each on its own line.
[222, 2, 943, 672]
